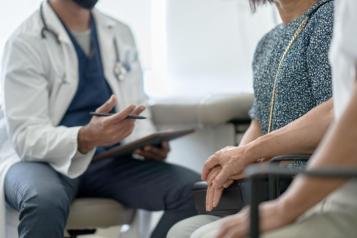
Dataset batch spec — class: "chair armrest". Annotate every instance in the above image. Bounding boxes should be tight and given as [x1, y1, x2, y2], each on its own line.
[268, 154, 311, 198]
[192, 179, 269, 217]
[271, 154, 310, 167]
[245, 164, 357, 238]
[192, 181, 245, 217]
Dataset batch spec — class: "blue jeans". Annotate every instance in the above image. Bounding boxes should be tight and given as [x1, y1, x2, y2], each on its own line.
[5, 157, 200, 238]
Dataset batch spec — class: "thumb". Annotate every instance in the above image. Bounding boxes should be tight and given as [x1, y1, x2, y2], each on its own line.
[96, 95, 117, 113]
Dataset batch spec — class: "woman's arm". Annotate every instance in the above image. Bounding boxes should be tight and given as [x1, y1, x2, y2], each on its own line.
[244, 98, 333, 161]
[203, 98, 333, 187]
[239, 119, 262, 146]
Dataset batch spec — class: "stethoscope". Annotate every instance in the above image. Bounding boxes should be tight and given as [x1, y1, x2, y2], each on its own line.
[39, 2, 128, 82]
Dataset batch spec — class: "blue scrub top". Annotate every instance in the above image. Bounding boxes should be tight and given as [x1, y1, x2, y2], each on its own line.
[59, 15, 117, 154]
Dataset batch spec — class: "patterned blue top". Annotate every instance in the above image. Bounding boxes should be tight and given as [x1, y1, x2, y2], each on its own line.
[249, 0, 334, 134]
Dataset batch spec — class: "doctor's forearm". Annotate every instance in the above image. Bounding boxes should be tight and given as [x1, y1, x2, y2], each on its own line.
[243, 99, 333, 162]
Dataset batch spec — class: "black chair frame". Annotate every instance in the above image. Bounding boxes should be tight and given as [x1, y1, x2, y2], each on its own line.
[246, 164, 357, 238]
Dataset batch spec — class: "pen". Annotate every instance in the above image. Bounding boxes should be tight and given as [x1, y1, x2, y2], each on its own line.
[90, 112, 147, 120]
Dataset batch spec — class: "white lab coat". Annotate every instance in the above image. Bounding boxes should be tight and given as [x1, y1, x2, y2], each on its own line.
[0, 2, 156, 237]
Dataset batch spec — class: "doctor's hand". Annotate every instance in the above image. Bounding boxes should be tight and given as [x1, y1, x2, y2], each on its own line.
[134, 141, 170, 161]
[78, 95, 145, 154]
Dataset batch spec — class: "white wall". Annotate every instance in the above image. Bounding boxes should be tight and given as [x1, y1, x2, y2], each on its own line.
[0, 0, 152, 67]
[165, 0, 276, 97]
[0, 0, 43, 59]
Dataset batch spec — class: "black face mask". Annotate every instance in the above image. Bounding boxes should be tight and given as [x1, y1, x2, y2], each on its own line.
[72, 0, 99, 10]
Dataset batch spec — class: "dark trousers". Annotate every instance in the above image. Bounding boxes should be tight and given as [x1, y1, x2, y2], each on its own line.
[5, 157, 200, 238]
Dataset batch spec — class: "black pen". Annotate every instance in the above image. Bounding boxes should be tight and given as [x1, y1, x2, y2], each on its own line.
[90, 112, 147, 120]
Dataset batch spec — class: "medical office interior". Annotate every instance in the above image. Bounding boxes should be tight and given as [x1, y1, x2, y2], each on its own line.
[0, 0, 279, 237]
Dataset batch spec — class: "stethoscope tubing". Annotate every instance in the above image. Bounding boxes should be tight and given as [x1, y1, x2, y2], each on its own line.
[39, 2, 126, 82]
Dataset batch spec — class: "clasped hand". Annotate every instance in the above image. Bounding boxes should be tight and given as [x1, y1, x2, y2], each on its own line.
[202, 146, 249, 211]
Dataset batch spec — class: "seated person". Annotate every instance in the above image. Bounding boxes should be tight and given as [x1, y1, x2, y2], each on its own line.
[0, 0, 199, 237]
[190, 0, 357, 236]
[168, 0, 335, 236]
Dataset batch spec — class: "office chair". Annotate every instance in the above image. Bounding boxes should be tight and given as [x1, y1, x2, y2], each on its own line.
[246, 163, 357, 238]
[6, 198, 141, 238]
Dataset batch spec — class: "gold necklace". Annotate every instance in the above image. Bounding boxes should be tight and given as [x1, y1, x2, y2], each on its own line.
[267, 17, 309, 133]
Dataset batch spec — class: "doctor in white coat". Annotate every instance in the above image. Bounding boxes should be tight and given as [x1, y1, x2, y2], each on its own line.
[0, 0, 199, 237]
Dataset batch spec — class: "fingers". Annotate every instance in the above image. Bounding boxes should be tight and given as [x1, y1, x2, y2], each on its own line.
[207, 178, 234, 211]
[206, 168, 221, 211]
[131, 105, 146, 116]
[232, 172, 245, 181]
[207, 167, 221, 185]
[136, 146, 167, 160]
[109, 104, 137, 122]
[212, 166, 231, 189]
[161, 141, 171, 152]
[96, 95, 117, 113]
[206, 184, 214, 211]
[202, 154, 219, 180]
[212, 187, 224, 208]
[223, 179, 234, 188]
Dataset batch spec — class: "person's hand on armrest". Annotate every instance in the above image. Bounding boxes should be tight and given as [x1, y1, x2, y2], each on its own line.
[203, 99, 333, 211]
[203, 120, 264, 211]
[78, 95, 145, 154]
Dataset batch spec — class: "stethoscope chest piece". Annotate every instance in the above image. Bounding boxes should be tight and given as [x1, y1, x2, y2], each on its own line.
[114, 62, 127, 81]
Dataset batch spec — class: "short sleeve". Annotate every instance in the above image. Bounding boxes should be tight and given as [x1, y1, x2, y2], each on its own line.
[307, 3, 334, 105]
[249, 98, 258, 120]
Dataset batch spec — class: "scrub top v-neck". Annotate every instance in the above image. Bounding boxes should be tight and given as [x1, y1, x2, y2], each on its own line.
[60, 15, 114, 127]
[59, 15, 117, 154]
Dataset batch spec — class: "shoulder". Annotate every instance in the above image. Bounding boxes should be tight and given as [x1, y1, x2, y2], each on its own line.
[94, 10, 137, 46]
[253, 25, 280, 60]
[306, 0, 334, 34]
[4, 10, 45, 58]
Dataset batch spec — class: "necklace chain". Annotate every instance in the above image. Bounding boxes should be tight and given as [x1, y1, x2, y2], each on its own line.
[267, 17, 309, 133]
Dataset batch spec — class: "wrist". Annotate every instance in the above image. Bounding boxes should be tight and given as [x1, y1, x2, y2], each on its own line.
[278, 193, 307, 221]
[247, 133, 276, 162]
[78, 126, 95, 154]
[241, 139, 261, 164]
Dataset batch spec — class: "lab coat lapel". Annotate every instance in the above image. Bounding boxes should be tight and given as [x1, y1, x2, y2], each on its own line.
[42, 1, 72, 45]
[42, 1, 79, 125]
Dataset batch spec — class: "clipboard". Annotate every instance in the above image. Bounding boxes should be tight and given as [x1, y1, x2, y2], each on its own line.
[93, 128, 195, 161]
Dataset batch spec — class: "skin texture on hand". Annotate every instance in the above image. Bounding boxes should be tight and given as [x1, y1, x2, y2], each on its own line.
[202, 146, 248, 182]
[134, 141, 171, 161]
[205, 166, 237, 211]
[203, 120, 263, 211]
[78, 95, 145, 154]
[216, 199, 298, 238]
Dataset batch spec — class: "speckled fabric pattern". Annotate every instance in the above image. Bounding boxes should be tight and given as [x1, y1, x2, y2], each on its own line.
[249, 0, 334, 134]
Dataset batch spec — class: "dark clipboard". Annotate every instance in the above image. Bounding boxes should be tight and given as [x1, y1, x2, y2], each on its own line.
[93, 128, 195, 161]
